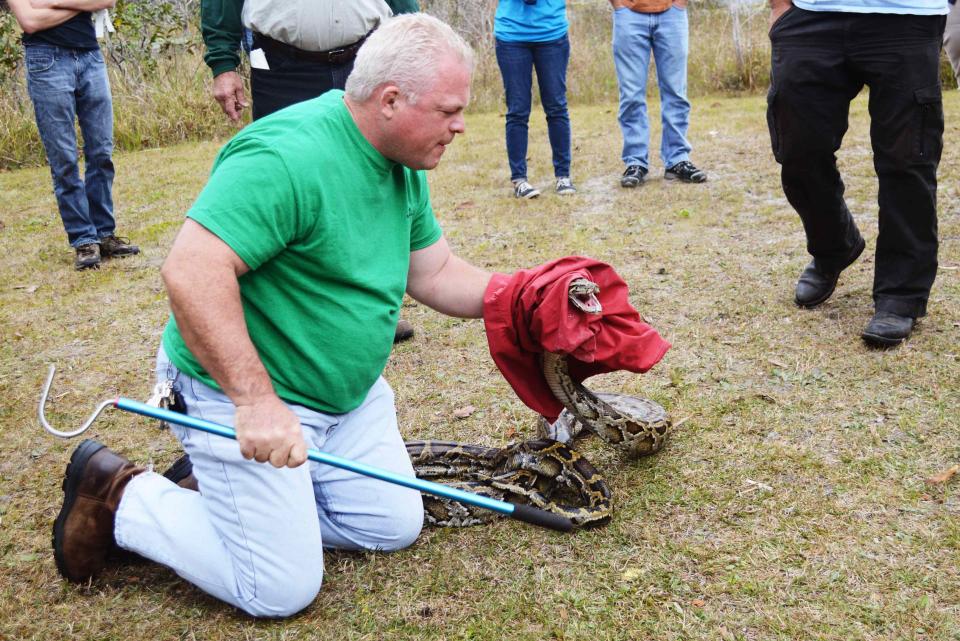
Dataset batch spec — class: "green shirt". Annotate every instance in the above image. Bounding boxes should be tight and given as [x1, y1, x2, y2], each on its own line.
[162, 90, 442, 413]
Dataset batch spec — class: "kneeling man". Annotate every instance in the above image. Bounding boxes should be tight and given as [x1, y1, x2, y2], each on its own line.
[53, 14, 491, 617]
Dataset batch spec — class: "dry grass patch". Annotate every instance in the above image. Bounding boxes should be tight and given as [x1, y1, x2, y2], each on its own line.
[0, 93, 958, 641]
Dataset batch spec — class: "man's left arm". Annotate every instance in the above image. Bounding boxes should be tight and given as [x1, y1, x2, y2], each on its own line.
[30, 0, 114, 10]
[406, 236, 492, 319]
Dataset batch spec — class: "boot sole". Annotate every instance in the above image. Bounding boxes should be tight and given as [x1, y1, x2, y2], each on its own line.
[861, 331, 908, 349]
[52, 439, 106, 582]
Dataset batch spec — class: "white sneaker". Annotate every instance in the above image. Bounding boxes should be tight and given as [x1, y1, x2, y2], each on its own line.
[513, 180, 540, 199]
[555, 177, 576, 195]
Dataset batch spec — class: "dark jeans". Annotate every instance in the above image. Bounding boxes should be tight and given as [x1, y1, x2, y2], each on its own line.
[25, 44, 115, 247]
[767, 9, 945, 318]
[495, 35, 571, 181]
[250, 36, 354, 120]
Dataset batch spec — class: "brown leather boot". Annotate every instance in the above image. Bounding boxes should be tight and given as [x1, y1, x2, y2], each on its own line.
[393, 319, 415, 343]
[52, 439, 145, 582]
[161, 454, 199, 492]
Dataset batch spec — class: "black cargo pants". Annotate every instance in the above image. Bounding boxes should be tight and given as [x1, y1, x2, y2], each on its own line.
[767, 8, 946, 317]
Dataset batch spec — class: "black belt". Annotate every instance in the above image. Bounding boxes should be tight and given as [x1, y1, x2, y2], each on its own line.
[252, 32, 369, 65]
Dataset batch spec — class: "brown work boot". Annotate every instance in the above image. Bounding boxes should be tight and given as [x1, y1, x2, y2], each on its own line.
[99, 235, 140, 258]
[52, 439, 145, 582]
[74, 243, 101, 270]
[394, 319, 415, 343]
[162, 454, 199, 492]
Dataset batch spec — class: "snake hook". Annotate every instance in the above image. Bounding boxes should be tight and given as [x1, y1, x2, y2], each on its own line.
[38, 365, 116, 439]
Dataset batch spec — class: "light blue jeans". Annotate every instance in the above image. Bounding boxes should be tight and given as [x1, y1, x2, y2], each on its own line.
[612, 6, 692, 169]
[25, 44, 116, 248]
[113, 348, 423, 617]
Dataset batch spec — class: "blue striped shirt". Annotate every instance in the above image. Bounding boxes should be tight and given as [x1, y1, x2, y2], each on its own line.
[793, 0, 948, 15]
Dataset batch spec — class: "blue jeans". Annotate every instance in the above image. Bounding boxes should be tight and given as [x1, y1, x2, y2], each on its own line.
[113, 348, 423, 617]
[495, 35, 572, 181]
[612, 7, 692, 169]
[25, 44, 116, 248]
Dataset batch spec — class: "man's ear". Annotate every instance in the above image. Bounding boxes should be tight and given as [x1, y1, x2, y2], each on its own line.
[379, 84, 402, 119]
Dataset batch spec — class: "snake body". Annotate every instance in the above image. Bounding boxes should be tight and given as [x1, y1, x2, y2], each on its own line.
[540, 352, 670, 457]
[407, 277, 669, 527]
[406, 439, 612, 527]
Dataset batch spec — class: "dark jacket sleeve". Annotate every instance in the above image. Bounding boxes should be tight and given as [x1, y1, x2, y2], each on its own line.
[386, 0, 420, 14]
[201, 0, 243, 77]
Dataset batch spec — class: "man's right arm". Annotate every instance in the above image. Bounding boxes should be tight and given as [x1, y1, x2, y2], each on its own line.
[8, 0, 78, 34]
[161, 219, 307, 469]
[201, 0, 248, 123]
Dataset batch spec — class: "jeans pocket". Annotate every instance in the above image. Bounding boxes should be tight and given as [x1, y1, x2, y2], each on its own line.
[911, 84, 943, 163]
[26, 51, 55, 74]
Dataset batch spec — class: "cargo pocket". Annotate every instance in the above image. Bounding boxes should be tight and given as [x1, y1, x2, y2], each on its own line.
[911, 84, 943, 163]
[766, 87, 783, 162]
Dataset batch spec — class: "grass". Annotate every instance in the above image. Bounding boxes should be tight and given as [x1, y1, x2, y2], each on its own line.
[0, 90, 959, 640]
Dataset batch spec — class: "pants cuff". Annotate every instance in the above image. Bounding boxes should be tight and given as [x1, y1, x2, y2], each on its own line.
[874, 297, 927, 319]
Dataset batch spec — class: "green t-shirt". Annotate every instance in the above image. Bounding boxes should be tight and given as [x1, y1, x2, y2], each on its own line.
[162, 90, 442, 414]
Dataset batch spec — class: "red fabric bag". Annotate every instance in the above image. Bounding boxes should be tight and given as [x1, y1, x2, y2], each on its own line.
[483, 256, 671, 421]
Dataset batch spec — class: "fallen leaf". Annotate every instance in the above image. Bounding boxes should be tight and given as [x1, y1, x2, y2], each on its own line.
[621, 567, 642, 581]
[452, 405, 476, 419]
[925, 464, 959, 485]
[691, 599, 706, 607]
[504, 426, 518, 439]
[453, 200, 476, 211]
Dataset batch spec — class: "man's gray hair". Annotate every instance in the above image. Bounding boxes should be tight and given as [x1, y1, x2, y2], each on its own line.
[345, 13, 475, 104]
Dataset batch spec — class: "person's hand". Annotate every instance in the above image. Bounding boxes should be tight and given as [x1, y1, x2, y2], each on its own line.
[212, 71, 249, 124]
[234, 395, 308, 468]
[769, 0, 793, 28]
[673, 0, 688, 8]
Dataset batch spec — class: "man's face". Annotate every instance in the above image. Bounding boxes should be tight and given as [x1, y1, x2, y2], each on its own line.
[383, 59, 471, 170]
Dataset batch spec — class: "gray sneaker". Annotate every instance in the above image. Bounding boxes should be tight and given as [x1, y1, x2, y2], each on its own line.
[74, 243, 101, 271]
[99, 235, 140, 258]
[512, 180, 540, 199]
[555, 177, 577, 195]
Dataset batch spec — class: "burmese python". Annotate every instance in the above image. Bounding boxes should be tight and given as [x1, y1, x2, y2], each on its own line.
[407, 278, 670, 528]
[539, 279, 671, 457]
[406, 439, 612, 528]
